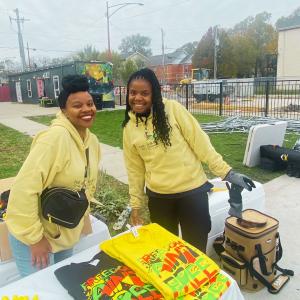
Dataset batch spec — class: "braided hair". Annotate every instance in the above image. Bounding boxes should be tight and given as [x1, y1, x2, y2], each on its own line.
[122, 68, 171, 148]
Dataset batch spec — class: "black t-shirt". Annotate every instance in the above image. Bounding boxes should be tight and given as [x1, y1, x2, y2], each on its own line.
[54, 251, 163, 300]
[54, 251, 120, 300]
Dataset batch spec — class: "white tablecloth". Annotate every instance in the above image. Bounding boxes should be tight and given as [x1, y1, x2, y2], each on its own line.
[0, 245, 245, 299]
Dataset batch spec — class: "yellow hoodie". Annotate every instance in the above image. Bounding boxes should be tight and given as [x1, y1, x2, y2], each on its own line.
[6, 111, 101, 252]
[123, 99, 231, 209]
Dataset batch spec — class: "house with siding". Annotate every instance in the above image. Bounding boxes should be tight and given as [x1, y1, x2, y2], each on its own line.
[277, 25, 300, 79]
[148, 50, 192, 84]
[126, 52, 150, 67]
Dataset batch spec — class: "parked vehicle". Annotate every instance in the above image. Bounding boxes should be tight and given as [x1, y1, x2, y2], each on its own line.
[177, 68, 234, 102]
[193, 79, 234, 102]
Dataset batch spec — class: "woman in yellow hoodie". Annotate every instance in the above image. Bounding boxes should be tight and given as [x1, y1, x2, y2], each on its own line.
[122, 68, 255, 252]
[6, 75, 101, 276]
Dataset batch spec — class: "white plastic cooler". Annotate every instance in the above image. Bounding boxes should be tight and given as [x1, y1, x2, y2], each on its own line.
[206, 178, 265, 256]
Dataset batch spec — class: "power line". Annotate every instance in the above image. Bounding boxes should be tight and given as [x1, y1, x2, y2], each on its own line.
[116, 0, 191, 21]
[34, 48, 77, 53]
[0, 46, 20, 49]
[0, 46, 77, 53]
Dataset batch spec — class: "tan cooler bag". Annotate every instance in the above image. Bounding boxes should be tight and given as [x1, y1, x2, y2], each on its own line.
[214, 209, 294, 294]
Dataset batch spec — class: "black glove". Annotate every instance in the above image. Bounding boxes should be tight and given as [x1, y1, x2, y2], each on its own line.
[224, 170, 256, 191]
[226, 182, 244, 218]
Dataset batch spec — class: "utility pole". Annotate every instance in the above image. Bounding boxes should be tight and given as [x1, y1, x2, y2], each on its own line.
[106, 2, 111, 59]
[213, 25, 218, 79]
[26, 42, 31, 70]
[161, 28, 166, 84]
[10, 8, 29, 71]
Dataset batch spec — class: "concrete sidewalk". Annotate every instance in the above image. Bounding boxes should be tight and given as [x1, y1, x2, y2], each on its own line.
[0, 102, 128, 183]
[0, 102, 299, 299]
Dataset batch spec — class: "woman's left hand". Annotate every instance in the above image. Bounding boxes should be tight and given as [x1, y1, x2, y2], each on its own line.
[224, 170, 256, 191]
[30, 236, 52, 269]
[130, 208, 144, 226]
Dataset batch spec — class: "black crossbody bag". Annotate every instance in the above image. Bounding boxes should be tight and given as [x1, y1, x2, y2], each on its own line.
[40, 149, 89, 229]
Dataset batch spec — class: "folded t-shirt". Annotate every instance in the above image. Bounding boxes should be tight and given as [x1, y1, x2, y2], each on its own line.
[55, 250, 230, 300]
[100, 223, 220, 299]
[54, 251, 120, 300]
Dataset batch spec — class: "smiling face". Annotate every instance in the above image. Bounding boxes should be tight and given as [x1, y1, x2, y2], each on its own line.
[62, 91, 96, 138]
[128, 78, 152, 114]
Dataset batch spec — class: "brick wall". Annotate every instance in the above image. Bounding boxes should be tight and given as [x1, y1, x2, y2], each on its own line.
[150, 64, 192, 84]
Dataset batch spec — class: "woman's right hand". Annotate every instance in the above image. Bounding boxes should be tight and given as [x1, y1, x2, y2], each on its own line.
[130, 208, 143, 226]
[30, 236, 52, 269]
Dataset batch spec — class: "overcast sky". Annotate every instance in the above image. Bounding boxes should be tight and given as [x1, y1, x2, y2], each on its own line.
[0, 0, 299, 64]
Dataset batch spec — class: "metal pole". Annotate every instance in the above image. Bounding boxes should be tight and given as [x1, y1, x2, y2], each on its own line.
[265, 80, 269, 117]
[161, 28, 166, 84]
[119, 86, 122, 106]
[26, 42, 31, 70]
[213, 26, 218, 79]
[185, 84, 189, 110]
[106, 2, 143, 61]
[219, 81, 223, 116]
[106, 1, 111, 59]
[14, 8, 26, 71]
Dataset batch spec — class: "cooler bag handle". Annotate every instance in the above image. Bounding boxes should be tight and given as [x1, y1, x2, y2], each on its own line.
[237, 217, 267, 228]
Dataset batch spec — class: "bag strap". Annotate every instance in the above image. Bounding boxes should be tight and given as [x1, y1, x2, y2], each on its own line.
[248, 256, 282, 293]
[249, 234, 294, 294]
[213, 232, 294, 293]
[213, 234, 225, 256]
[81, 148, 89, 192]
[213, 234, 245, 257]
[275, 232, 282, 261]
[84, 148, 89, 179]
[273, 233, 294, 276]
[248, 255, 293, 294]
[251, 234, 294, 278]
[255, 244, 273, 276]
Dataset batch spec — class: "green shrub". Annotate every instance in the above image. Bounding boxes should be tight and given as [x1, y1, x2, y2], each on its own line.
[92, 172, 129, 224]
[91, 171, 150, 234]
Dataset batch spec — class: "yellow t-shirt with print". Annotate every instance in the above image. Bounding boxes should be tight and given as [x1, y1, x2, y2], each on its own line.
[101, 223, 220, 299]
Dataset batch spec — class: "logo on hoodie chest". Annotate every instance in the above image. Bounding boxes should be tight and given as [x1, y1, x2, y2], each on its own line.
[136, 130, 159, 152]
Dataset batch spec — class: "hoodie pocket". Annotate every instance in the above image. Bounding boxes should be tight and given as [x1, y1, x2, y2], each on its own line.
[43, 220, 61, 240]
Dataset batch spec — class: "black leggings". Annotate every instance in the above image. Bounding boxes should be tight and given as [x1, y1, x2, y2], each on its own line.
[148, 190, 211, 253]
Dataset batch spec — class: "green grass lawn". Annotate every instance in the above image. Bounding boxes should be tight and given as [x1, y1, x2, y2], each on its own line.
[27, 110, 300, 183]
[28, 111, 224, 149]
[0, 124, 32, 179]
[205, 132, 296, 182]
[28, 110, 125, 148]
[0, 122, 129, 232]
[4, 110, 299, 232]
